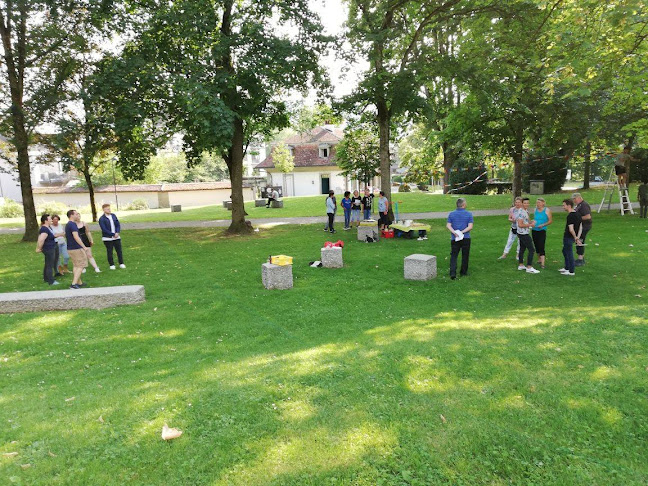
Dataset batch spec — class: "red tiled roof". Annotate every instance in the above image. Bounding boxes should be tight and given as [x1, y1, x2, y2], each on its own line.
[283, 126, 344, 145]
[256, 145, 339, 169]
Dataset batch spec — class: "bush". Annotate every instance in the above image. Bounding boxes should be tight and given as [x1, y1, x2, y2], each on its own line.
[36, 201, 69, 218]
[0, 198, 24, 218]
[399, 183, 412, 192]
[448, 158, 487, 195]
[522, 152, 568, 193]
[392, 175, 403, 183]
[630, 148, 648, 183]
[124, 198, 149, 211]
[417, 183, 429, 191]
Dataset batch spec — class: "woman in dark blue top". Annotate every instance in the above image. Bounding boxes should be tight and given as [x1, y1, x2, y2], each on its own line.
[36, 214, 60, 286]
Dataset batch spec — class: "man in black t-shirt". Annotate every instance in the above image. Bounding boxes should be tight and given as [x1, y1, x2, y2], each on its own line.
[572, 193, 591, 266]
[560, 199, 582, 276]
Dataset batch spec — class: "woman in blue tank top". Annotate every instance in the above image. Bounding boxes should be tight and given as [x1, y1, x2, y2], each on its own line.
[532, 198, 552, 268]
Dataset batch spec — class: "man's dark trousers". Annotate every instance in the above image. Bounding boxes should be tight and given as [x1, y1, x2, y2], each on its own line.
[450, 239, 471, 278]
[104, 239, 124, 266]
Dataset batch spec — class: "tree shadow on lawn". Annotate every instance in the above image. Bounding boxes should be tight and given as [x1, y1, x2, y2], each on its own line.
[1, 301, 646, 485]
[1, 215, 647, 484]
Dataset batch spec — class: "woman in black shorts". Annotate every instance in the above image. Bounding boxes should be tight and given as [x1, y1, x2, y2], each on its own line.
[77, 219, 102, 273]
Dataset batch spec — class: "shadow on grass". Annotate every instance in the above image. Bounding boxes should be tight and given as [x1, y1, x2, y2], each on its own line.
[0, 214, 647, 484]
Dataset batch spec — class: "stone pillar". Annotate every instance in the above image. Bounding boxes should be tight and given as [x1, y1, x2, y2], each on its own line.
[358, 225, 380, 242]
[321, 247, 343, 268]
[262, 263, 293, 290]
[404, 254, 437, 281]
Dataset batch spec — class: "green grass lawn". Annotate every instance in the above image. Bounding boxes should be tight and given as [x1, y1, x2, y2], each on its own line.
[1, 213, 647, 484]
[0, 187, 616, 228]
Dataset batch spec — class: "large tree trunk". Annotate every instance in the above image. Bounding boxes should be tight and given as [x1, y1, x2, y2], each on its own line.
[377, 99, 395, 221]
[0, 8, 38, 241]
[511, 129, 524, 198]
[583, 140, 591, 190]
[82, 160, 98, 222]
[226, 118, 251, 234]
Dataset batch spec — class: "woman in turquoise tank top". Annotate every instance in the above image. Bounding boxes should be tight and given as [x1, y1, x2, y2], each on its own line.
[532, 198, 552, 268]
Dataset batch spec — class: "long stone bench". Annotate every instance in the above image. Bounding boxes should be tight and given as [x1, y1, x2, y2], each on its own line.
[0, 285, 146, 314]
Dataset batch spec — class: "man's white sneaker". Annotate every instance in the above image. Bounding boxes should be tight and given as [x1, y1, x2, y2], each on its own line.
[119, 264, 126, 269]
[95, 268, 101, 273]
[110, 265, 116, 270]
[526, 267, 540, 274]
[558, 268, 567, 272]
[563, 271, 575, 276]
[417, 237, 424, 241]
[517, 265, 526, 270]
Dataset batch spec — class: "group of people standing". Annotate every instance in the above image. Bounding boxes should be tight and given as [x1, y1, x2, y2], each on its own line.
[498, 193, 591, 276]
[325, 188, 380, 233]
[36, 204, 126, 289]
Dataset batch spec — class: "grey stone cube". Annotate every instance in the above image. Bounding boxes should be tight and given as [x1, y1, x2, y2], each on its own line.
[171, 205, 182, 212]
[226, 201, 233, 210]
[404, 254, 437, 281]
[222, 200, 231, 208]
[255, 199, 266, 207]
[262, 263, 293, 290]
[271, 200, 284, 208]
[358, 225, 380, 242]
[321, 247, 343, 268]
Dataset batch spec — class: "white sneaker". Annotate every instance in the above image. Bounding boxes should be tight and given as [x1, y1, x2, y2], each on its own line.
[417, 237, 424, 241]
[517, 265, 526, 270]
[95, 268, 101, 273]
[82, 268, 86, 274]
[110, 265, 116, 270]
[563, 271, 575, 276]
[422, 236, 428, 240]
[119, 264, 126, 269]
[558, 268, 567, 272]
[51, 280, 60, 286]
[526, 267, 540, 274]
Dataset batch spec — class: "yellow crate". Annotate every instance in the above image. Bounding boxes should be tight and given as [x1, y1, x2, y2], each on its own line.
[270, 255, 293, 266]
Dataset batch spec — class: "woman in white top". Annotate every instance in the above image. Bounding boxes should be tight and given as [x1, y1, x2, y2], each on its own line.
[51, 214, 69, 274]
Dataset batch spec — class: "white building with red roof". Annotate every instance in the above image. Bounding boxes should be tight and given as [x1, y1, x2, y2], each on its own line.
[256, 126, 352, 197]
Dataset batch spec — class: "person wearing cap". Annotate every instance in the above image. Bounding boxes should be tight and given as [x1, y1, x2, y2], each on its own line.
[516, 197, 540, 274]
[446, 198, 474, 280]
[572, 192, 591, 266]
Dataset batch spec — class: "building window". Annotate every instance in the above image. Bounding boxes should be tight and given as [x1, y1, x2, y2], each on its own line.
[319, 147, 329, 158]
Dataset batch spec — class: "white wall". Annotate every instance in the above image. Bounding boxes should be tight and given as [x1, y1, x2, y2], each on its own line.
[32, 188, 256, 211]
[169, 188, 254, 206]
[269, 169, 348, 196]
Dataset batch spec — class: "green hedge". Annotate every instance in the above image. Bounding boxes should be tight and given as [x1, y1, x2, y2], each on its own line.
[522, 152, 568, 193]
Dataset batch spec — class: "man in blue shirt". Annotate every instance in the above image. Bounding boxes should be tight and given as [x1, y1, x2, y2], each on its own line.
[446, 198, 474, 280]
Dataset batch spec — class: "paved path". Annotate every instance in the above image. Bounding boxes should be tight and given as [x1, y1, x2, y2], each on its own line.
[0, 204, 626, 234]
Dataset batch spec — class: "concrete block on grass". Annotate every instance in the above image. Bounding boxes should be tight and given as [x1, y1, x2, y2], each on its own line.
[271, 200, 284, 208]
[321, 247, 343, 268]
[171, 205, 182, 212]
[226, 201, 233, 210]
[0, 285, 146, 314]
[357, 225, 379, 242]
[255, 199, 266, 207]
[222, 200, 231, 208]
[404, 254, 437, 281]
[262, 263, 293, 290]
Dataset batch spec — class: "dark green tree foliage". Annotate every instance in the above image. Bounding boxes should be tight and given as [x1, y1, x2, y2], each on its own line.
[448, 157, 487, 195]
[630, 149, 648, 184]
[128, 0, 330, 233]
[521, 152, 568, 193]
